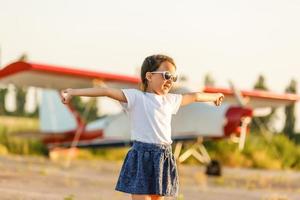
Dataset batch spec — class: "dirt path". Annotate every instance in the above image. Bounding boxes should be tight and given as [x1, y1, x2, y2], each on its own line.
[0, 155, 299, 200]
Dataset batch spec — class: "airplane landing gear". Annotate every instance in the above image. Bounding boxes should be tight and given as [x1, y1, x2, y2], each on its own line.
[205, 159, 222, 176]
[173, 137, 222, 176]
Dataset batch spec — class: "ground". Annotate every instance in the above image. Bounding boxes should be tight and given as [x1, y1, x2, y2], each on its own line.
[0, 155, 299, 200]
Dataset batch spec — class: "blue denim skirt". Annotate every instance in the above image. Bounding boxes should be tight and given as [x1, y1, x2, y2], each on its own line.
[115, 140, 179, 196]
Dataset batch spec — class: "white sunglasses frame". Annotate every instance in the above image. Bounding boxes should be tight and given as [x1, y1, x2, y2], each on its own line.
[150, 71, 178, 82]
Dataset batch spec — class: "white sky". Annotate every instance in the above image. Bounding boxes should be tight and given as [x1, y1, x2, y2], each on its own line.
[0, 0, 299, 131]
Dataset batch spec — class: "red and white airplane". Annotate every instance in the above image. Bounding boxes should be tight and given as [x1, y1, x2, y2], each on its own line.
[0, 61, 299, 174]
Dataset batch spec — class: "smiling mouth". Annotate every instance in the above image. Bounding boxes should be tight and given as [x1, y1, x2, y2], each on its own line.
[163, 85, 171, 90]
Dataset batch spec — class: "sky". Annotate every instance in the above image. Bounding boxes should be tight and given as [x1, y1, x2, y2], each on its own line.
[0, 0, 299, 131]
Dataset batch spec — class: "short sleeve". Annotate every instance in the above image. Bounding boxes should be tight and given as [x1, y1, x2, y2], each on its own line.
[121, 89, 138, 111]
[167, 93, 182, 114]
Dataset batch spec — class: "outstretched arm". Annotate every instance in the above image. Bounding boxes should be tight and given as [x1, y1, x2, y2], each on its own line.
[181, 92, 224, 106]
[60, 88, 126, 104]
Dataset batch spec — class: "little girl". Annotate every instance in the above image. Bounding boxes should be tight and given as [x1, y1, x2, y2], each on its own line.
[61, 54, 224, 200]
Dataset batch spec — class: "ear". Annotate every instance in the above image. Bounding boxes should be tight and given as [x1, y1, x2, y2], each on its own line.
[145, 72, 152, 82]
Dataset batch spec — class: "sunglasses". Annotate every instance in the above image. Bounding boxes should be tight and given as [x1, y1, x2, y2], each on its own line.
[151, 71, 178, 82]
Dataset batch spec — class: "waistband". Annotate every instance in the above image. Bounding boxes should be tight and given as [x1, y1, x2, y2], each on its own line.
[132, 140, 172, 152]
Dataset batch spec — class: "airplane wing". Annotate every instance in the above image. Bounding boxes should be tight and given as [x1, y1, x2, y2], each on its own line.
[1, 61, 298, 107]
[203, 86, 300, 108]
[0, 61, 140, 89]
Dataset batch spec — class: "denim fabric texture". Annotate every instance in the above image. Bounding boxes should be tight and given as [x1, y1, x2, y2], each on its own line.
[115, 140, 179, 196]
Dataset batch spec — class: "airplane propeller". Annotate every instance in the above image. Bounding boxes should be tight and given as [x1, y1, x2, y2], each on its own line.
[228, 80, 252, 150]
[229, 80, 276, 151]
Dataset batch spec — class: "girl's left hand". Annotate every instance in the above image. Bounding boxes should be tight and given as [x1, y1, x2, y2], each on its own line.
[214, 93, 224, 106]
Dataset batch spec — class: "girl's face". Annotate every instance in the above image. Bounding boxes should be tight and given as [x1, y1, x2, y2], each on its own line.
[146, 61, 177, 95]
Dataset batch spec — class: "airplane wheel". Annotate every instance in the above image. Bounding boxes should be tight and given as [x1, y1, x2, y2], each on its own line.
[205, 160, 222, 176]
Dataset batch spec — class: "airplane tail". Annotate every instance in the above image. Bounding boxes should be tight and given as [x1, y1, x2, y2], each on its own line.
[39, 89, 77, 133]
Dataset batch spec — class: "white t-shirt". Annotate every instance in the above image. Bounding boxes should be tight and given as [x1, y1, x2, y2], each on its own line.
[121, 89, 182, 144]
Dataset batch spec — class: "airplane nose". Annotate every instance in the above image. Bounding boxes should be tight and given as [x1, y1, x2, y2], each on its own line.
[223, 106, 253, 137]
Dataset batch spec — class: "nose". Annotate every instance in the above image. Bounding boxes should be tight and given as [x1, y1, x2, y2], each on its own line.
[166, 79, 173, 86]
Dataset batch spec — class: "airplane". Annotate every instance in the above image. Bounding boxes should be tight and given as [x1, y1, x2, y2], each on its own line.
[0, 60, 299, 175]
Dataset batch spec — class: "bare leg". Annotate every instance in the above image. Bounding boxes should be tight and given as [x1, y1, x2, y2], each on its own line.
[150, 195, 164, 200]
[131, 194, 165, 200]
[132, 194, 151, 200]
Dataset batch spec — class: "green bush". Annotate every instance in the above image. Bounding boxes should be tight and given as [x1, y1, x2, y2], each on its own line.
[0, 116, 39, 133]
[0, 128, 47, 156]
[270, 134, 300, 168]
[206, 132, 300, 170]
[2, 115, 300, 171]
[0, 144, 8, 155]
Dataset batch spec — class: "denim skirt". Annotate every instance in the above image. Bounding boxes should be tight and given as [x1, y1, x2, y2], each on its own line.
[115, 140, 179, 196]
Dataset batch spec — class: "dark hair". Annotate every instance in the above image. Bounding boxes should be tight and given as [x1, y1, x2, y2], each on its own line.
[140, 54, 176, 92]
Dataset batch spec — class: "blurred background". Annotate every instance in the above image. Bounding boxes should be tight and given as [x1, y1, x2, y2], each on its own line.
[0, 0, 299, 131]
[0, 0, 300, 200]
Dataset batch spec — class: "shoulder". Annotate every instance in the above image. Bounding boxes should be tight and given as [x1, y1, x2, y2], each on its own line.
[122, 88, 143, 95]
[166, 93, 182, 99]
[121, 88, 144, 100]
[121, 89, 144, 110]
[165, 93, 182, 114]
[165, 93, 182, 103]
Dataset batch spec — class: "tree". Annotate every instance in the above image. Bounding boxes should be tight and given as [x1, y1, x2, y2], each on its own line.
[15, 86, 27, 116]
[70, 96, 98, 123]
[254, 75, 268, 90]
[179, 74, 188, 82]
[0, 87, 8, 115]
[204, 73, 215, 87]
[283, 79, 297, 138]
[26, 106, 39, 118]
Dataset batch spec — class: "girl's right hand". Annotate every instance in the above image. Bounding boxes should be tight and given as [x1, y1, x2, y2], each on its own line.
[61, 88, 73, 104]
[214, 93, 224, 106]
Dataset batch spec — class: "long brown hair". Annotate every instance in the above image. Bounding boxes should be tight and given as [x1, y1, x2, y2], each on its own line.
[140, 54, 176, 92]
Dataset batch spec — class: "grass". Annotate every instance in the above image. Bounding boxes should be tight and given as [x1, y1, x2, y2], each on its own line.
[0, 116, 39, 133]
[0, 116, 46, 156]
[1, 115, 300, 171]
[205, 132, 300, 170]
[76, 147, 129, 161]
[0, 128, 47, 156]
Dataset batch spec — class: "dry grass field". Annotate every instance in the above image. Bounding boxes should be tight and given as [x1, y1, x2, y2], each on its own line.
[0, 155, 299, 200]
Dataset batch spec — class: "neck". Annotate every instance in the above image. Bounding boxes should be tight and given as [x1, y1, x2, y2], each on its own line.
[145, 88, 164, 95]
[146, 88, 154, 93]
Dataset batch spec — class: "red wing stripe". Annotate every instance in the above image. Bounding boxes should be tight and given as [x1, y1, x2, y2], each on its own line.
[0, 61, 141, 84]
[204, 86, 300, 101]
